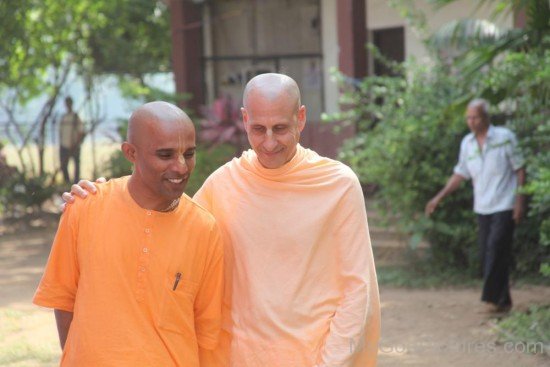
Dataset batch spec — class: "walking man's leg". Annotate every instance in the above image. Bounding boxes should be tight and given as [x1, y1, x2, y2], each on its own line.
[480, 210, 514, 310]
[477, 214, 490, 279]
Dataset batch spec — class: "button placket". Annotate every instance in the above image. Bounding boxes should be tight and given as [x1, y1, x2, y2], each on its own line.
[136, 211, 154, 301]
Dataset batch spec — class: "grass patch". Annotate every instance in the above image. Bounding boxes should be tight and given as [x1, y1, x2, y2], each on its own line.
[377, 261, 481, 288]
[0, 309, 26, 339]
[377, 265, 480, 288]
[378, 261, 550, 289]
[0, 340, 58, 366]
[513, 274, 550, 288]
[495, 305, 550, 356]
[0, 308, 59, 366]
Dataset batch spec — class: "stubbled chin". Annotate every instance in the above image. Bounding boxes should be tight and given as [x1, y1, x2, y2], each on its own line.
[257, 155, 279, 169]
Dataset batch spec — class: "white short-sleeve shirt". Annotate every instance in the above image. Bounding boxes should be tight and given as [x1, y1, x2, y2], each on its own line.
[59, 112, 84, 149]
[454, 125, 524, 215]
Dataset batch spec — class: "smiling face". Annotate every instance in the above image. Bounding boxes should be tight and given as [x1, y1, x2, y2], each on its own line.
[123, 102, 196, 210]
[241, 74, 306, 169]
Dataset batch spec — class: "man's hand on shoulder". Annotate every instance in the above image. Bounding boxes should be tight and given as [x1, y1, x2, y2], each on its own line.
[60, 177, 107, 212]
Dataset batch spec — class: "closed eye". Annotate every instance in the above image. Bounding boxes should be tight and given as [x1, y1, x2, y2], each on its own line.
[273, 125, 288, 133]
[157, 153, 172, 159]
[251, 125, 266, 134]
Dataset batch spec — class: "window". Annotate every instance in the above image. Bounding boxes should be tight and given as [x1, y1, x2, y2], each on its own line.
[203, 0, 324, 120]
[372, 26, 404, 76]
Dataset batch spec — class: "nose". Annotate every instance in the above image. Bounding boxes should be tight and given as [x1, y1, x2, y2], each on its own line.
[172, 156, 189, 175]
[263, 131, 278, 151]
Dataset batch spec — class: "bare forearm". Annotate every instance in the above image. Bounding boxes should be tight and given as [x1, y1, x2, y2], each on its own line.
[54, 309, 73, 350]
[435, 173, 465, 201]
[516, 168, 525, 189]
[425, 174, 465, 216]
[515, 169, 525, 202]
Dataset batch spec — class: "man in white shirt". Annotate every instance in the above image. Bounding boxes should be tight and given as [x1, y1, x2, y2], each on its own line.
[59, 96, 85, 183]
[425, 98, 525, 313]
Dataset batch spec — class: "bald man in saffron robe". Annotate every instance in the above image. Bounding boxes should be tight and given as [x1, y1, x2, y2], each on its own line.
[64, 73, 380, 366]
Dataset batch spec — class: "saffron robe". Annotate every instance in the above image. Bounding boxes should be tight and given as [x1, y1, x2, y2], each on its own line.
[194, 145, 380, 366]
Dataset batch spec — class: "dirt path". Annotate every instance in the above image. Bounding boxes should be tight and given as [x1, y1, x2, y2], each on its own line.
[1, 229, 549, 366]
[378, 287, 549, 366]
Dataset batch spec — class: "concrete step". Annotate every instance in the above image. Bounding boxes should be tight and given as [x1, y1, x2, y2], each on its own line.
[372, 239, 429, 265]
[371, 237, 429, 249]
[371, 238, 406, 248]
[372, 246, 409, 266]
[366, 208, 430, 265]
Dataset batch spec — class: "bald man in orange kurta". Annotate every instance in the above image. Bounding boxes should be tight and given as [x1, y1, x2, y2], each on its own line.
[195, 74, 380, 366]
[34, 102, 224, 366]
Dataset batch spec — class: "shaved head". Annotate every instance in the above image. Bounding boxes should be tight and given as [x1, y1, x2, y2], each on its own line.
[123, 101, 196, 211]
[243, 73, 301, 112]
[241, 73, 306, 169]
[127, 101, 193, 146]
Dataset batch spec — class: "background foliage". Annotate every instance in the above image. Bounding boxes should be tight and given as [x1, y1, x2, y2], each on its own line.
[0, 0, 176, 213]
[334, 1, 549, 276]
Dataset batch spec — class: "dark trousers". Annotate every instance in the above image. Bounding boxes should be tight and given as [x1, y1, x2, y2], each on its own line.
[477, 210, 514, 307]
[60, 146, 81, 184]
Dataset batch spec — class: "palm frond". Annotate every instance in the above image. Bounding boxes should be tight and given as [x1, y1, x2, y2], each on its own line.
[429, 0, 543, 24]
[457, 28, 528, 78]
[429, 18, 504, 52]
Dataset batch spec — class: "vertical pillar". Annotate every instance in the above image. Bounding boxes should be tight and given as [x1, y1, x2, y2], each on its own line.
[336, 0, 367, 78]
[170, 0, 205, 112]
[321, 0, 367, 156]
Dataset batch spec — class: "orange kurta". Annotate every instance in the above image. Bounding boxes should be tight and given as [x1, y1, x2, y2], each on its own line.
[194, 145, 380, 366]
[34, 176, 224, 366]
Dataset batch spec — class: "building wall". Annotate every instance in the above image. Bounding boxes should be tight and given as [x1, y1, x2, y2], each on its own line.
[321, 0, 339, 115]
[367, 0, 514, 62]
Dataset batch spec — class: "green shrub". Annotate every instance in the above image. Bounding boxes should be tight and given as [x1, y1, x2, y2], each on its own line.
[497, 305, 550, 355]
[332, 61, 479, 273]
[333, 46, 550, 276]
[185, 144, 234, 196]
[483, 49, 550, 276]
[0, 172, 58, 215]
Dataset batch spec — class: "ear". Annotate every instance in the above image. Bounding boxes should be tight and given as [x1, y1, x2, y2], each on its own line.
[121, 142, 137, 164]
[297, 105, 306, 132]
[241, 107, 249, 131]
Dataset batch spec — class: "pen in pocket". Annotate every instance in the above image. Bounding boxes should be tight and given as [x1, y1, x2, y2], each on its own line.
[172, 272, 181, 291]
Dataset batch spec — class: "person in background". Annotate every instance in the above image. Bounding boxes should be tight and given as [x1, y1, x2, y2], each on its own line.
[425, 98, 525, 313]
[59, 96, 85, 183]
